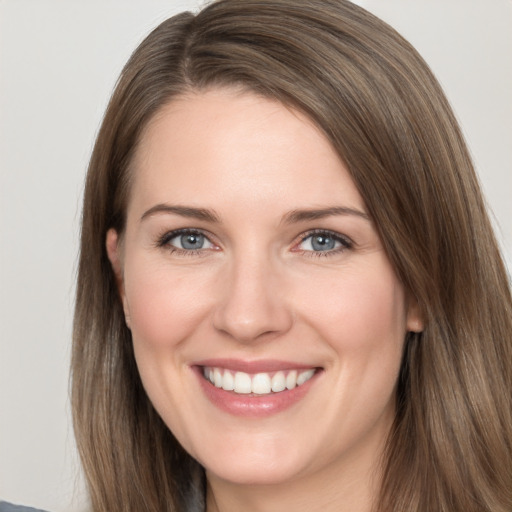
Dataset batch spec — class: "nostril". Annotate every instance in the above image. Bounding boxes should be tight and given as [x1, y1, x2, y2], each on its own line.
[212, 299, 293, 343]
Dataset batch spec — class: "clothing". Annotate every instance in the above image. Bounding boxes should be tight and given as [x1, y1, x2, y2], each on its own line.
[0, 502, 49, 512]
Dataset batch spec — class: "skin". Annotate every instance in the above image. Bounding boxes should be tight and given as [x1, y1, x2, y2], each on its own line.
[107, 88, 423, 512]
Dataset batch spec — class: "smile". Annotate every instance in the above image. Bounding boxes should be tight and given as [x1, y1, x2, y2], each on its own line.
[202, 367, 317, 395]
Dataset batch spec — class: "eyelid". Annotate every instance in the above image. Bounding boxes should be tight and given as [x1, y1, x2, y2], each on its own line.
[156, 227, 219, 254]
[155, 227, 352, 257]
[292, 229, 353, 255]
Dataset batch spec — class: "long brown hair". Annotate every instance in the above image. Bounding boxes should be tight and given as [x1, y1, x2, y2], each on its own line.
[72, 1, 512, 510]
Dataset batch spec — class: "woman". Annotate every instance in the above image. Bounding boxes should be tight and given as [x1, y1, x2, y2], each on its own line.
[71, 0, 512, 511]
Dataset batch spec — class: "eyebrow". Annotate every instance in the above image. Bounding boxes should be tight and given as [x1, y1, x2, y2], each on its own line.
[140, 203, 370, 225]
[140, 204, 220, 223]
[283, 206, 370, 224]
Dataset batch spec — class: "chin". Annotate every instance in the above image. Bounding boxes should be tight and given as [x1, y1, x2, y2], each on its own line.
[205, 457, 305, 486]
[192, 432, 313, 486]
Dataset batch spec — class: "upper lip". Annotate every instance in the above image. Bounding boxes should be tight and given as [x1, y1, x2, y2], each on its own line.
[194, 358, 321, 373]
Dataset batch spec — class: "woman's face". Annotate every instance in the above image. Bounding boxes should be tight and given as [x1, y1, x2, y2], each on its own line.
[107, 88, 422, 490]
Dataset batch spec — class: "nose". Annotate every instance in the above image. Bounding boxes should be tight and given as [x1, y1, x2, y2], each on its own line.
[212, 253, 293, 343]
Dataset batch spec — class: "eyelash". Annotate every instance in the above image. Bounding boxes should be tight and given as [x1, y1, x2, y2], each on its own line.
[155, 228, 353, 257]
[156, 228, 216, 257]
[293, 229, 353, 258]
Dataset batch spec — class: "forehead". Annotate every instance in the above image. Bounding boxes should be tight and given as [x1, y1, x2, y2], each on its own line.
[128, 88, 365, 219]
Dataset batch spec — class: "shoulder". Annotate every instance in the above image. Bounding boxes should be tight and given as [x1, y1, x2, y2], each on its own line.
[0, 503, 49, 512]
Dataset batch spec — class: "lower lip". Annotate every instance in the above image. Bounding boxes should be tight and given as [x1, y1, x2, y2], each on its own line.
[194, 367, 321, 418]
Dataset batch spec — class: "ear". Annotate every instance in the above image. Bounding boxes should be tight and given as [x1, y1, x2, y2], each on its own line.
[106, 228, 131, 328]
[406, 295, 424, 333]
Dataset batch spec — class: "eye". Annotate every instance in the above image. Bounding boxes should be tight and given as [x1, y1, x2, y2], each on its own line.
[171, 231, 213, 250]
[157, 229, 216, 253]
[295, 230, 352, 255]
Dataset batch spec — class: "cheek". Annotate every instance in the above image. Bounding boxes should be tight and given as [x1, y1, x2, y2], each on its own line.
[299, 257, 408, 409]
[306, 266, 407, 350]
[122, 256, 215, 353]
[301, 262, 407, 446]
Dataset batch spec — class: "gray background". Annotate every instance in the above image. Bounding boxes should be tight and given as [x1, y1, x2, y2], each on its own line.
[1, 1, 511, 510]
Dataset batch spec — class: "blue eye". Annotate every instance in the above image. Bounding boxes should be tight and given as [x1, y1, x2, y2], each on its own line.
[297, 231, 351, 254]
[159, 230, 214, 252]
[174, 232, 209, 250]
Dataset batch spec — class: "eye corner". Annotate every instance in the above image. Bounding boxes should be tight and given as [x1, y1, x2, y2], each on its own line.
[155, 228, 220, 256]
[292, 229, 353, 257]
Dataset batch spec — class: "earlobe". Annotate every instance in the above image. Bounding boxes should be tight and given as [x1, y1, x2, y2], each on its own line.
[406, 296, 424, 333]
[106, 228, 131, 328]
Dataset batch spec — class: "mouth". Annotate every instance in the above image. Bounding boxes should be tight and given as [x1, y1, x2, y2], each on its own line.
[193, 359, 323, 416]
[202, 366, 318, 396]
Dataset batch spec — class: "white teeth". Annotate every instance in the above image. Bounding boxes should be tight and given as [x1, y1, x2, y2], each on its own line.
[222, 370, 234, 391]
[297, 369, 315, 386]
[214, 368, 223, 388]
[234, 372, 252, 394]
[271, 371, 286, 392]
[203, 367, 317, 395]
[286, 370, 297, 390]
[252, 373, 272, 394]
